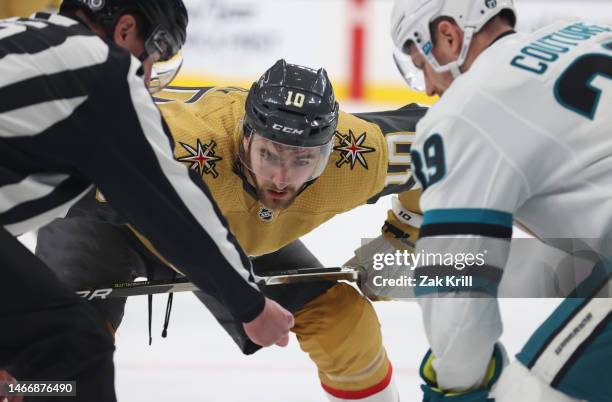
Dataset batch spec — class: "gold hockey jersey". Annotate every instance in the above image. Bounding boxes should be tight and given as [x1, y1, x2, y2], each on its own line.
[0, 0, 61, 18]
[135, 86, 426, 259]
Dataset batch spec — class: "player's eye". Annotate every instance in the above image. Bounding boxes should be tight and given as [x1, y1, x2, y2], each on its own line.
[294, 158, 313, 167]
[260, 149, 278, 164]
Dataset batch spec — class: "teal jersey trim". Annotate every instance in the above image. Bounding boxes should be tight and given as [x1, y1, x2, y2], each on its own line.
[422, 209, 513, 228]
[414, 276, 500, 297]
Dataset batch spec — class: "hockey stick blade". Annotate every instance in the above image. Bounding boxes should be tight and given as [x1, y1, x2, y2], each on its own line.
[262, 266, 364, 285]
[76, 277, 197, 300]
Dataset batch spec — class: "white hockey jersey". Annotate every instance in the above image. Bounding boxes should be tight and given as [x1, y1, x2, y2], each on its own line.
[411, 20, 612, 391]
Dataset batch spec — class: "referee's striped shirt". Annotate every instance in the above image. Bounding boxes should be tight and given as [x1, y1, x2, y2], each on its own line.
[0, 12, 264, 322]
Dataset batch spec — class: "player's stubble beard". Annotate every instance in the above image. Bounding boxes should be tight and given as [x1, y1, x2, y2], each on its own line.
[240, 140, 303, 210]
[240, 156, 300, 210]
[253, 175, 300, 210]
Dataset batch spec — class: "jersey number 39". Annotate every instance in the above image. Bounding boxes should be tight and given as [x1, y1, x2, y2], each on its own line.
[411, 134, 446, 190]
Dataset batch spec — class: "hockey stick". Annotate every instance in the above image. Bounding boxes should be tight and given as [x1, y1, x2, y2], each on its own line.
[75, 266, 364, 300]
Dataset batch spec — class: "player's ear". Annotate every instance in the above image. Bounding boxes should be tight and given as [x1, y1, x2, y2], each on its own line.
[436, 20, 463, 58]
[242, 136, 251, 154]
[113, 14, 139, 47]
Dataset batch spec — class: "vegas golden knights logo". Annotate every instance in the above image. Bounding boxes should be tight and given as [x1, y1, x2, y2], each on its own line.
[177, 139, 223, 178]
[334, 130, 375, 170]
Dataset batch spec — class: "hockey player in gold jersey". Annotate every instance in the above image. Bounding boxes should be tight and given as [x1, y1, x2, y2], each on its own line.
[36, 60, 426, 401]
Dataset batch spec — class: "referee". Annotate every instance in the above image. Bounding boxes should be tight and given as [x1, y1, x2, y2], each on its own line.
[0, 1, 293, 401]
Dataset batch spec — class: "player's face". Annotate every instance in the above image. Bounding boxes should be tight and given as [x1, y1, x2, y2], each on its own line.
[245, 136, 322, 210]
[408, 44, 454, 97]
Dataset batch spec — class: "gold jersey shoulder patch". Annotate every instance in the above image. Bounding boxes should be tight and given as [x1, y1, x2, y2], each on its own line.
[333, 130, 376, 170]
[176, 139, 223, 178]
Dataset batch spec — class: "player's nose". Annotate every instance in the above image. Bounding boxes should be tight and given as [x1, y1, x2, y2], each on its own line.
[425, 80, 437, 97]
[271, 168, 290, 189]
[142, 59, 154, 87]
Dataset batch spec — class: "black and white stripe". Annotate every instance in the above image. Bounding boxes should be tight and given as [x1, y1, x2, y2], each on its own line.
[0, 13, 263, 322]
[0, 14, 105, 231]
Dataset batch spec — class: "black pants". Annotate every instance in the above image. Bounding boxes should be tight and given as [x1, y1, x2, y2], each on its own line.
[0, 227, 116, 402]
[36, 191, 333, 355]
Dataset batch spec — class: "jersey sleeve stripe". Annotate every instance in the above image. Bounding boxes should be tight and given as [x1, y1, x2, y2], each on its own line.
[0, 176, 91, 234]
[420, 222, 513, 239]
[0, 34, 107, 80]
[0, 96, 88, 137]
[32, 13, 80, 27]
[420, 209, 513, 238]
[0, 173, 71, 211]
[3, 184, 92, 236]
[422, 208, 513, 227]
[0, 23, 90, 58]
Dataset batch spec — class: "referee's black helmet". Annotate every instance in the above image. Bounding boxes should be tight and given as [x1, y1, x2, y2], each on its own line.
[60, 0, 188, 61]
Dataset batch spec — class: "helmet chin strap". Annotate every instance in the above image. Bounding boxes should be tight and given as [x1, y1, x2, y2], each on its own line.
[449, 63, 462, 79]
